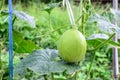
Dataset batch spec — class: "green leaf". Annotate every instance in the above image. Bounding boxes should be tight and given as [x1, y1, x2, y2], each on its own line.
[87, 33, 120, 49]
[15, 40, 39, 53]
[14, 49, 80, 78]
[13, 31, 39, 53]
[89, 14, 120, 38]
[13, 31, 23, 47]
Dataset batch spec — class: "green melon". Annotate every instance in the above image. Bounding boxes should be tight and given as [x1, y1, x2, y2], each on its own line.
[57, 29, 87, 63]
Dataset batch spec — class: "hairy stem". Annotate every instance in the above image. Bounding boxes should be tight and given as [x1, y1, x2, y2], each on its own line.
[88, 33, 115, 52]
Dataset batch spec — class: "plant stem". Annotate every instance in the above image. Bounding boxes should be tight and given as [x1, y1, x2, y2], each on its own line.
[75, 14, 83, 24]
[85, 52, 96, 80]
[112, 0, 119, 80]
[0, 71, 3, 80]
[0, 42, 2, 69]
[51, 72, 54, 80]
[85, 33, 115, 79]
[0, 42, 2, 80]
[49, 13, 53, 31]
[81, 0, 86, 35]
[0, 0, 4, 10]
[43, 75, 48, 80]
[82, 0, 91, 35]
[81, 11, 85, 35]
[49, 13, 51, 29]
[75, 71, 78, 80]
[12, 16, 16, 26]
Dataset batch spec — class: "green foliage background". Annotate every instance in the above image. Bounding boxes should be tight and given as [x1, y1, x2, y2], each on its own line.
[0, 0, 120, 80]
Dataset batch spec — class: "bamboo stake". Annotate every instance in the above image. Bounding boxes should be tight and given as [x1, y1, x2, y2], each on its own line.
[112, 0, 119, 80]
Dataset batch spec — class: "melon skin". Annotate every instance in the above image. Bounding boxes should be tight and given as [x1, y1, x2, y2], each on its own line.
[57, 29, 87, 63]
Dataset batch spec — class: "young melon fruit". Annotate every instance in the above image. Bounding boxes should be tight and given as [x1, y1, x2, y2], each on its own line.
[57, 29, 87, 63]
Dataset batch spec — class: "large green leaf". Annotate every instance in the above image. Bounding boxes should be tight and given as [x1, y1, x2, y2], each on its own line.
[14, 49, 80, 78]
